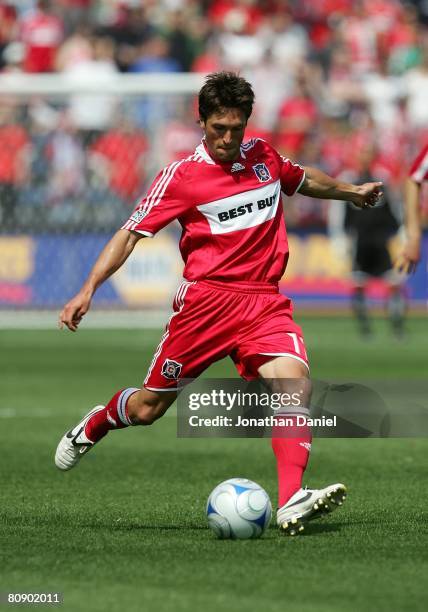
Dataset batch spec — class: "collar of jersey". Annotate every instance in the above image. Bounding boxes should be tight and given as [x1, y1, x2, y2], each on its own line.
[196, 139, 247, 166]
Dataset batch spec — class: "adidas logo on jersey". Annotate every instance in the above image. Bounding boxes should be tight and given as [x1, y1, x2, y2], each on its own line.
[231, 162, 245, 173]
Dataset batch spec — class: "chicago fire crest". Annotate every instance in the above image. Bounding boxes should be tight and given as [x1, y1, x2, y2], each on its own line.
[161, 359, 182, 380]
[252, 163, 272, 182]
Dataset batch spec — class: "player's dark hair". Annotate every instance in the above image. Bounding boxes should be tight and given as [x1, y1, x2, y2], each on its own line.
[198, 72, 255, 122]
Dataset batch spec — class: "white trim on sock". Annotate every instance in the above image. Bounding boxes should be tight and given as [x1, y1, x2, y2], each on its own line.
[117, 387, 140, 426]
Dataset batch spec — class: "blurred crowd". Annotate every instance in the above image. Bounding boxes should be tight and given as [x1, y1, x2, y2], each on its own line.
[1, 0, 428, 232]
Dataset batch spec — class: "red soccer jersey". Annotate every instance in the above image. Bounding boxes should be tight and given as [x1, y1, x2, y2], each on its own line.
[122, 139, 305, 283]
[0, 125, 28, 183]
[20, 9, 63, 73]
[409, 144, 428, 183]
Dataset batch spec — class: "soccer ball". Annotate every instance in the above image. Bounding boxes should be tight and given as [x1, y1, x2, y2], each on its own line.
[206, 478, 272, 539]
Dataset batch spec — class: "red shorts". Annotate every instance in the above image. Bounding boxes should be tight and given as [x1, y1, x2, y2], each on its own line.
[144, 279, 309, 391]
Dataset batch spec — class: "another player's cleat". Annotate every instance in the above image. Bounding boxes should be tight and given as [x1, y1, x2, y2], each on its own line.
[277, 483, 347, 535]
[55, 405, 105, 471]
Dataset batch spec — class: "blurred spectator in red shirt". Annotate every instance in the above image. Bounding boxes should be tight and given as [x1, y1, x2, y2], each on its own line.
[0, 102, 29, 229]
[275, 73, 318, 157]
[20, 0, 64, 73]
[0, 3, 19, 71]
[90, 114, 148, 201]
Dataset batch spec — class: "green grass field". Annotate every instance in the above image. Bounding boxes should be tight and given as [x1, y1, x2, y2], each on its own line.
[1, 316, 428, 612]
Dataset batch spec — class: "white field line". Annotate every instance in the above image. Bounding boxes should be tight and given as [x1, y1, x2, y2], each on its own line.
[0, 310, 170, 329]
[0, 407, 54, 418]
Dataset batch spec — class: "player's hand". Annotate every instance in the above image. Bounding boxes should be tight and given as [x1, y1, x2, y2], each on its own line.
[394, 235, 421, 274]
[58, 291, 92, 332]
[352, 182, 384, 209]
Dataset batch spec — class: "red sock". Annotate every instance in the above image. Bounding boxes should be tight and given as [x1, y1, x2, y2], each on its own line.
[272, 415, 312, 507]
[84, 387, 139, 443]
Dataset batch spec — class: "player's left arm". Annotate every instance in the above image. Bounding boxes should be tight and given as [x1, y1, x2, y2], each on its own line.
[299, 166, 383, 209]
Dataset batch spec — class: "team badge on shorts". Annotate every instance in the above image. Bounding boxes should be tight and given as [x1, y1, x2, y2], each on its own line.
[161, 359, 182, 380]
[252, 163, 271, 182]
[130, 209, 147, 223]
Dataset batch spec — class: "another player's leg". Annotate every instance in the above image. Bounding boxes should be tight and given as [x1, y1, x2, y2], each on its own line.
[351, 240, 372, 337]
[387, 283, 406, 338]
[55, 388, 176, 470]
[258, 356, 346, 536]
[351, 285, 371, 337]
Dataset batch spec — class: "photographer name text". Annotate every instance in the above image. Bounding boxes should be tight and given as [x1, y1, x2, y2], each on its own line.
[188, 415, 337, 428]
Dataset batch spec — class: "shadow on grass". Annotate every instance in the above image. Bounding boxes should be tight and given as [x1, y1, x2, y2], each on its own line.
[266, 519, 343, 537]
[299, 522, 342, 536]
[91, 521, 207, 531]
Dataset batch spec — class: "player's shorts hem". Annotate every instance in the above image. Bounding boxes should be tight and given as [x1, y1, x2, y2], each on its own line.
[259, 352, 310, 371]
[144, 385, 180, 392]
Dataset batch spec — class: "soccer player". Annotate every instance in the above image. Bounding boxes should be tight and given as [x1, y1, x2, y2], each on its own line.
[55, 72, 382, 535]
[333, 145, 404, 338]
[395, 143, 427, 274]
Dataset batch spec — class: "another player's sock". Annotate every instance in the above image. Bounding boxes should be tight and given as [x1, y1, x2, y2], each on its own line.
[84, 387, 139, 443]
[387, 287, 405, 336]
[272, 415, 312, 507]
[351, 287, 371, 336]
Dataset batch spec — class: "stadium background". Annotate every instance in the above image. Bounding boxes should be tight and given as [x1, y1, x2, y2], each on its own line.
[0, 0, 427, 313]
[1, 3, 428, 612]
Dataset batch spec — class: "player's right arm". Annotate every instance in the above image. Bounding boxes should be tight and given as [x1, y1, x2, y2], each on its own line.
[59, 229, 142, 332]
[60, 159, 191, 332]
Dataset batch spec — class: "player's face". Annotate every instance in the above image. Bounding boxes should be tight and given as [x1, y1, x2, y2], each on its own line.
[201, 108, 247, 162]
